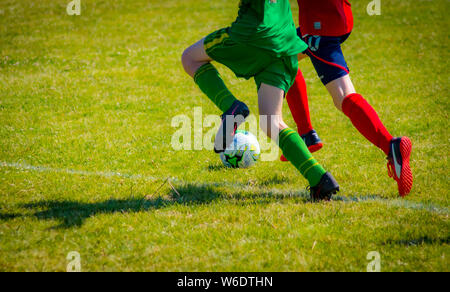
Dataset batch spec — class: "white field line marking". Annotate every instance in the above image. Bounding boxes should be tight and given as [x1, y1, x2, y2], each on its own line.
[0, 161, 245, 188]
[1, 161, 448, 215]
[0, 161, 160, 181]
[334, 195, 449, 216]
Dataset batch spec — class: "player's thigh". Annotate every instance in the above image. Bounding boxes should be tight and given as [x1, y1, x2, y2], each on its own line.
[305, 35, 350, 86]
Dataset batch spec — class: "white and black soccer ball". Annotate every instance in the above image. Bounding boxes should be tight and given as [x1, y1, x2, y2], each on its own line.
[220, 131, 261, 169]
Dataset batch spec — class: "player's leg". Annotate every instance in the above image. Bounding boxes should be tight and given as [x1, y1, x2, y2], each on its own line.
[325, 74, 355, 111]
[306, 33, 413, 196]
[286, 71, 314, 139]
[326, 74, 413, 196]
[305, 34, 396, 157]
[258, 83, 339, 201]
[181, 38, 212, 78]
[326, 75, 394, 159]
[286, 53, 314, 136]
[326, 74, 392, 156]
[282, 36, 324, 161]
[182, 38, 237, 113]
[281, 54, 322, 162]
[181, 31, 249, 152]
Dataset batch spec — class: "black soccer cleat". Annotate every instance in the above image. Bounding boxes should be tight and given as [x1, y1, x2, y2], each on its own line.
[214, 100, 250, 153]
[309, 172, 340, 202]
[301, 130, 323, 153]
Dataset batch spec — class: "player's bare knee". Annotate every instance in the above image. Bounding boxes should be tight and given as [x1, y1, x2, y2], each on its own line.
[329, 91, 345, 111]
[333, 96, 344, 112]
[181, 48, 193, 74]
[182, 48, 209, 77]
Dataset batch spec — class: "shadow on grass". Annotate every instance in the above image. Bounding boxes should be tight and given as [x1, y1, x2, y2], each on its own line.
[18, 184, 222, 229]
[0, 183, 309, 229]
[0, 213, 22, 220]
[207, 163, 227, 172]
[383, 236, 450, 246]
[257, 175, 293, 187]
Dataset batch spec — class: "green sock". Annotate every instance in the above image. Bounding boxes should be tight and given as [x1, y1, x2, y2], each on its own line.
[278, 128, 326, 187]
[194, 63, 237, 113]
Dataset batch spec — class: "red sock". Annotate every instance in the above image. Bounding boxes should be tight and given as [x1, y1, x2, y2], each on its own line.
[286, 69, 313, 135]
[342, 93, 393, 156]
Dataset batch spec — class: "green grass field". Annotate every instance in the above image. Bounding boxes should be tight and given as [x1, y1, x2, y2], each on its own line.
[0, 0, 449, 272]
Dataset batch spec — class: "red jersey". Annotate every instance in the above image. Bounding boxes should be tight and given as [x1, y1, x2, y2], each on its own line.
[297, 0, 354, 37]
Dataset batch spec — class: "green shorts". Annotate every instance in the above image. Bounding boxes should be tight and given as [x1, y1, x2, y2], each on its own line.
[204, 28, 299, 93]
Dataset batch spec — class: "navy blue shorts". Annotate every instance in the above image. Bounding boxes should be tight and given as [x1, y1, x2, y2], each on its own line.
[297, 28, 351, 85]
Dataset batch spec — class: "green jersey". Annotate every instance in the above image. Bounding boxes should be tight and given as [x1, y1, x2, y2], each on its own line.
[229, 0, 307, 57]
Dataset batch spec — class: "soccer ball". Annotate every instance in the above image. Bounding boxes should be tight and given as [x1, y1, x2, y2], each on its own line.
[220, 130, 261, 169]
